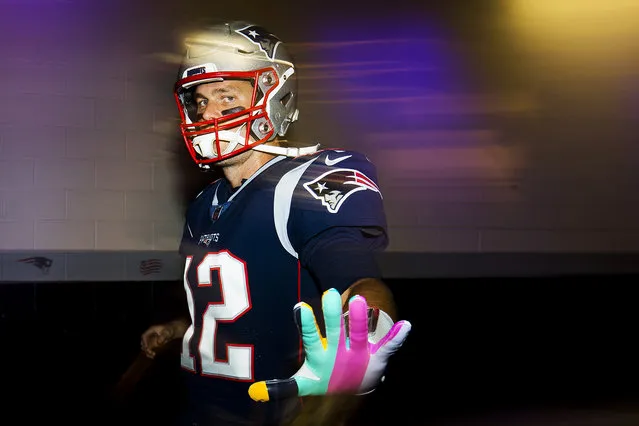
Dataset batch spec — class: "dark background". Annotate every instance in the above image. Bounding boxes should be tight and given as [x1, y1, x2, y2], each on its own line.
[1, 274, 637, 425]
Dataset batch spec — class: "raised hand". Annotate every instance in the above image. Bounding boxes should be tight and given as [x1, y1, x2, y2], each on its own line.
[248, 288, 411, 402]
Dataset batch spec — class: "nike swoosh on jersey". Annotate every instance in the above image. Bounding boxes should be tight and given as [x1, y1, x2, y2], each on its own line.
[325, 154, 352, 166]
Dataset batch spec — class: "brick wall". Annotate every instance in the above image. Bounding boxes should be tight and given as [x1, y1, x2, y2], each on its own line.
[1, 0, 638, 254]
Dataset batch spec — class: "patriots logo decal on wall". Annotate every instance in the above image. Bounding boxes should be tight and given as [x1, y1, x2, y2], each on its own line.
[236, 25, 281, 60]
[303, 169, 381, 214]
[18, 256, 53, 274]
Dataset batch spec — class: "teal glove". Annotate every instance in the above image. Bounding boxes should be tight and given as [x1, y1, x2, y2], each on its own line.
[248, 288, 411, 401]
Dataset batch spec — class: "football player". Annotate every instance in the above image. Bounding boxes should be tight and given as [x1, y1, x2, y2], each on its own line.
[140, 20, 411, 426]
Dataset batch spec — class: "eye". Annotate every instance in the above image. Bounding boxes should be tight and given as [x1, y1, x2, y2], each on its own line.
[197, 99, 207, 108]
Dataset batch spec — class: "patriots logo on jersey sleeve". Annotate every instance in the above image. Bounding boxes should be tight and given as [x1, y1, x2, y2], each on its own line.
[303, 169, 381, 214]
[236, 25, 281, 60]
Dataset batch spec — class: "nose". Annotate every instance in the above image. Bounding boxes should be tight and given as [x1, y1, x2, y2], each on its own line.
[201, 103, 223, 121]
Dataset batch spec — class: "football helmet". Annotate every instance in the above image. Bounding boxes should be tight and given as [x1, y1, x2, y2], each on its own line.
[174, 21, 318, 168]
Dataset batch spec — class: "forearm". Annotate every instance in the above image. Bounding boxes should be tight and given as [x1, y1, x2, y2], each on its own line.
[341, 278, 397, 322]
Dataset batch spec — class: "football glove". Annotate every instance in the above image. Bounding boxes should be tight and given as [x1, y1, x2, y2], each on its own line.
[248, 288, 411, 402]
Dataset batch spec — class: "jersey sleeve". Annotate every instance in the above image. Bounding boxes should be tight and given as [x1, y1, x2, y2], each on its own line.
[299, 226, 387, 294]
[287, 149, 388, 257]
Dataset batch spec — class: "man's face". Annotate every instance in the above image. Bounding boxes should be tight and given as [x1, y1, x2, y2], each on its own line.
[193, 79, 255, 158]
[194, 79, 254, 121]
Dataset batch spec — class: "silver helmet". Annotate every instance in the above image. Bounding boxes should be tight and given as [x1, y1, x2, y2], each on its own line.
[174, 21, 315, 168]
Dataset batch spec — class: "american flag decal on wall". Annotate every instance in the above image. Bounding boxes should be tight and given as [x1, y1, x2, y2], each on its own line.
[139, 259, 163, 276]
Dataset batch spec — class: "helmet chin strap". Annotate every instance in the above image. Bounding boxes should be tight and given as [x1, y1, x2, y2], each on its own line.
[193, 125, 320, 160]
[192, 124, 248, 159]
[252, 143, 320, 157]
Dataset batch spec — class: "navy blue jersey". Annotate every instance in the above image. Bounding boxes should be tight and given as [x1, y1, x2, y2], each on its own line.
[177, 149, 387, 420]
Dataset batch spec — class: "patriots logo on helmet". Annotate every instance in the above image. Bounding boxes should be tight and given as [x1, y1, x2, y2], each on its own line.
[236, 25, 281, 60]
[303, 169, 381, 214]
